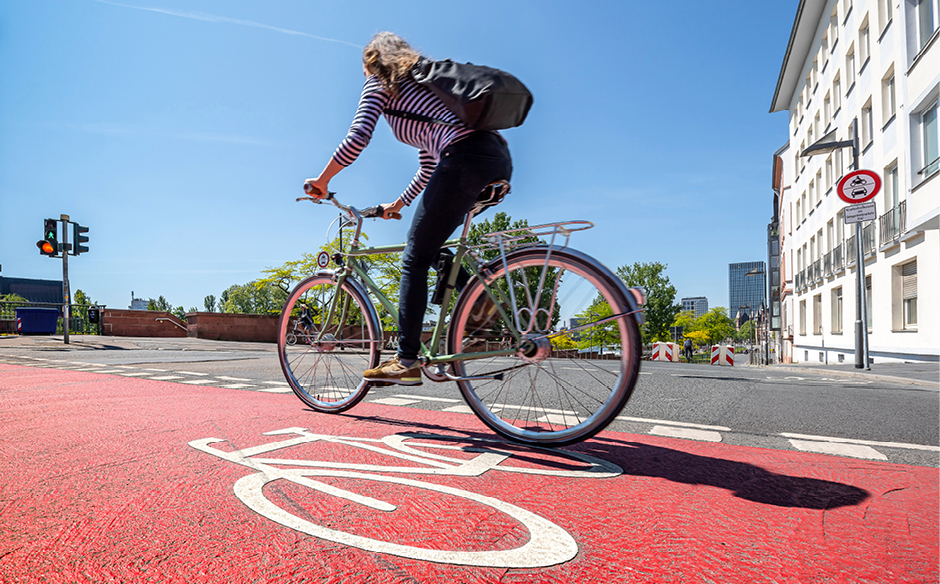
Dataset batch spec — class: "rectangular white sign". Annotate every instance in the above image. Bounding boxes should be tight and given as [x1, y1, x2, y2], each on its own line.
[844, 201, 877, 223]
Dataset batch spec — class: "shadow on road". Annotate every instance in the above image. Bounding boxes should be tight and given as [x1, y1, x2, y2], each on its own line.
[326, 410, 871, 511]
[581, 437, 870, 510]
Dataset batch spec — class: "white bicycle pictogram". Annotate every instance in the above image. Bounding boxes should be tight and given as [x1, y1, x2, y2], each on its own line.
[189, 429, 622, 568]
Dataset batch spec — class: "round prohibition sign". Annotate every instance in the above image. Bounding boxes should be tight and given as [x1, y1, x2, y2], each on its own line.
[837, 169, 881, 204]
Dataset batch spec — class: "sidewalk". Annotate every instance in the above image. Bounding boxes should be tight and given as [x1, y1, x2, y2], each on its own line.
[0, 334, 275, 353]
[765, 361, 939, 388]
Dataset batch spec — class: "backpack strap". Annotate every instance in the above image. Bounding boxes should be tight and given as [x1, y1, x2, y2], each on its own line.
[383, 108, 462, 127]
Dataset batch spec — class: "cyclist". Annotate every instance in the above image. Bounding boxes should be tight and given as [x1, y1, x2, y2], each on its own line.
[303, 32, 512, 386]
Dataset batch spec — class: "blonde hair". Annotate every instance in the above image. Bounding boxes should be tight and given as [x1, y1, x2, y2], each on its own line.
[363, 32, 420, 98]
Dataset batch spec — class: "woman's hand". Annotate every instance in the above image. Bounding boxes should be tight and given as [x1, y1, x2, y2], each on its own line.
[303, 177, 330, 199]
[380, 199, 405, 220]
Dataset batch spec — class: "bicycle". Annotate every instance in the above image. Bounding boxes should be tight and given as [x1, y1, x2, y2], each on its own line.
[277, 182, 646, 447]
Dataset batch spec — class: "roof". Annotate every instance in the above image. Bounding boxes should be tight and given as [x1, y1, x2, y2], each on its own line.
[769, 0, 829, 113]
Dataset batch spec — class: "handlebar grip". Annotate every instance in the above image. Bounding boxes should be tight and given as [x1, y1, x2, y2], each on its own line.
[303, 183, 334, 200]
[361, 206, 402, 220]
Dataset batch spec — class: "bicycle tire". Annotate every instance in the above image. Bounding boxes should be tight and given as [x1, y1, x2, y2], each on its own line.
[278, 272, 382, 412]
[448, 247, 642, 446]
[285, 332, 298, 346]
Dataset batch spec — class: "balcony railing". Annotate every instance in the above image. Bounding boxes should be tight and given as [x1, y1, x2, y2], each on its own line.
[879, 200, 906, 246]
[862, 220, 876, 256]
[833, 243, 844, 273]
[847, 234, 857, 265]
[812, 259, 822, 283]
[823, 251, 833, 277]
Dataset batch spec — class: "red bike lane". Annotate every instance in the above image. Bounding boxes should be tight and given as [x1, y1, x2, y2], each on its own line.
[0, 364, 936, 583]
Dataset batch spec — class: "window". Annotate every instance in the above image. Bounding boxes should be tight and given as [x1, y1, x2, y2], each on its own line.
[816, 171, 823, 203]
[822, 31, 830, 66]
[902, 261, 917, 327]
[915, 101, 938, 178]
[824, 92, 832, 127]
[802, 193, 807, 221]
[800, 300, 807, 335]
[833, 73, 842, 112]
[882, 69, 896, 122]
[836, 209, 844, 241]
[885, 163, 899, 210]
[865, 275, 873, 330]
[843, 0, 853, 20]
[812, 58, 819, 90]
[862, 99, 874, 146]
[831, 7, 841, 47]
[826, 155, 834, 191]
[879, 0, 893, 33]
[846, 45, 856, 88]
[800, 141, 806, 172]
[832, 287, 843, 333]
[835, 148, 844, 178]
[809, 180, 815, 208]
[859, 18, 871, 65]
[796, 198, 802, 225]
[916, 0, 937, 52]
[814, 294, 823, 334]
[827, 220, 835, 252]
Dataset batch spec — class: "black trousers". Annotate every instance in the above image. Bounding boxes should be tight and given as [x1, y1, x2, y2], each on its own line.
[397, 132, 512, 360]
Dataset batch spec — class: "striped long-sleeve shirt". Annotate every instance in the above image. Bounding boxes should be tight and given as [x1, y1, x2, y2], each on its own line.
[332, 74, 476, 205]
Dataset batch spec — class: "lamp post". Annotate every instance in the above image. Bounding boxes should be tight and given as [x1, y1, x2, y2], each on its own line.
[800, 121, 869, 370]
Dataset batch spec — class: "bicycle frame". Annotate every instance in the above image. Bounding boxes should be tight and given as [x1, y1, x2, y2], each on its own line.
[329, 211, 519, 366]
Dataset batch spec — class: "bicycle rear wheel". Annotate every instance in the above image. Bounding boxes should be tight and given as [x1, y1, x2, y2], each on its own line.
[278, 273, 382, 412]
[448, 247, 642, 446]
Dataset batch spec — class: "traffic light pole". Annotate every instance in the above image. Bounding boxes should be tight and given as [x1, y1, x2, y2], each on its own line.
[60, 214, 70, 345]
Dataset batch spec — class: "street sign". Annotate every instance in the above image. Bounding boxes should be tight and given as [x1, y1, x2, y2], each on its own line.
[317, 251, 330, 269]
[837, 169, 881, 204]
[844, 200, 877, 223]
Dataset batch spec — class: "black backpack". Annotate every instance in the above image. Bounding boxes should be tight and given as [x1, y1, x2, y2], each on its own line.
[385, 57, 533, 131]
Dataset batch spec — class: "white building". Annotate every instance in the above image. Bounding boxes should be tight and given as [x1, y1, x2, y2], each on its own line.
[770, 0, 938, 364]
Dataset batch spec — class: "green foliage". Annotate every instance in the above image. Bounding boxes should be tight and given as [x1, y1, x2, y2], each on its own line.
[147, 296, 172, 312]
[574, 298, 619, 351]
[172, 306, 187, 322]
[203, 295, 217, 313]
[670, 307, 736, 347]
[220, 281, 287, 315]
[616, 262, 680, 343]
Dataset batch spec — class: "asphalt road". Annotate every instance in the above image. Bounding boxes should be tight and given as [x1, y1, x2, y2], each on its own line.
[1, 335, 937, 466]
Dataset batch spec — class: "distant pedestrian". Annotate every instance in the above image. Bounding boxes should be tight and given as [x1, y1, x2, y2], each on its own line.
[683, 338, 693, 362]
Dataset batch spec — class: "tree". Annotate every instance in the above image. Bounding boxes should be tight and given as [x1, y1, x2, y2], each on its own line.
[147, 295, 172, 312]
[172, 306, 187, 322]
[616, 262, 680, 343]
[204, 295, 217, 313]
[219, 281, 287, 315]
[697, 307, 736, 346]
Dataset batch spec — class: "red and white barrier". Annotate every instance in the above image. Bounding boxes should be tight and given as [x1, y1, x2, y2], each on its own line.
[652, 342, 681, 362]
[710, 345, 734, 366]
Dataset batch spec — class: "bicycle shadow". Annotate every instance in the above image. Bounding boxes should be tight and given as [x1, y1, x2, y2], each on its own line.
[318, 411, 870, 510]
[578, 437, 870, 510]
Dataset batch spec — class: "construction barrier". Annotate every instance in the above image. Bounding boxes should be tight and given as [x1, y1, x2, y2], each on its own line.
[710, 345, 734, 366]
[652, 342, 681, 362]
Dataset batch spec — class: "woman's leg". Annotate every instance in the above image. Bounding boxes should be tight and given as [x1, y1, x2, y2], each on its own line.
[396, 133, 512, 363]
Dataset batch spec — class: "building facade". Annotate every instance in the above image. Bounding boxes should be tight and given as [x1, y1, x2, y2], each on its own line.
[770, 0, 938, 364]
[681, 296, 709, 317]
[729, 262, 767, 321]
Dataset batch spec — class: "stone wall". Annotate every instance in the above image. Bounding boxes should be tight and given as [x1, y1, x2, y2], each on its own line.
[185, 312, 279, 343]
[101, 309, 187, 338]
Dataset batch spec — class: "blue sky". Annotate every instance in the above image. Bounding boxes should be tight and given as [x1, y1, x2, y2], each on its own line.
[1, 0, 796, 313]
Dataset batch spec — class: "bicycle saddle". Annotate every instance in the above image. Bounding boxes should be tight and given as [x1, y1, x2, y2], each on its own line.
[474, 180, 511, 213]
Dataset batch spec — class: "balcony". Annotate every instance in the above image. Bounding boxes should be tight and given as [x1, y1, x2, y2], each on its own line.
[833, 243, 845, 273]
[862, 221, 876, 256]
[847, 234, 857, 266]
[823, 251, 832, 277]
[879, 201, 906, 247]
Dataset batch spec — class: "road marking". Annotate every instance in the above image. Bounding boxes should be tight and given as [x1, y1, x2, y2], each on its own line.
[118, 372, 153, 377]
[442, 405, 475, 414]
[780, 432, 940, 452]
[220, 383, 258, 390]
[258, 387, 292, 393]
[218, 376, 252, 382]
[616, 416, 731, 432]
[538, 413, 584, 426]
[650, 425, 723, 442]
[263, 381, 290, 385]
[371, 397, 421, 406]
[789, 439, 888, 460]
[392, 394, 461, 403]
[144, 368, 167, 372]
[89, 369, 128, 374]
[149, 375, 186, 381]
[176, 379, 220, 385]
[177, 371, 209, 376]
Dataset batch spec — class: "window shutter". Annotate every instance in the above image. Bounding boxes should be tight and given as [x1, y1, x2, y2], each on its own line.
[902, 261, 917, 300]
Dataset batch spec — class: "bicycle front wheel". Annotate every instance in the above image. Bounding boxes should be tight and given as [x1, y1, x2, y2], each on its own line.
[448, 248, 642, 446]
[278, 273, 382, 412]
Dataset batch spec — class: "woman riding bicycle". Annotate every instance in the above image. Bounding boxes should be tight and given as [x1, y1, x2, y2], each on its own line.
[304, 32, 512, 386]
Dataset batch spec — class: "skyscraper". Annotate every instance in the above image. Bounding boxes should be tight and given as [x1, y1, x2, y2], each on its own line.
[681, 296, 708, 318]
[729, 262, 766, 320]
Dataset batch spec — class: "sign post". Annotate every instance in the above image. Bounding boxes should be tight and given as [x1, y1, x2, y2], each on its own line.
[838, 169, 881, 370]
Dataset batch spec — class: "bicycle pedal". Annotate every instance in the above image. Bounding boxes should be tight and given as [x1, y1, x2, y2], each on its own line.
[368, 380, 393, 387]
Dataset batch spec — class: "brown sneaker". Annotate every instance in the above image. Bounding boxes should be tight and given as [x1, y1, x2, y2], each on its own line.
[363, 356, 422, 386]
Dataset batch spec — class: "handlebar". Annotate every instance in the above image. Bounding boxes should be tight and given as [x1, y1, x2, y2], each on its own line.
[298, 184, 401, 220]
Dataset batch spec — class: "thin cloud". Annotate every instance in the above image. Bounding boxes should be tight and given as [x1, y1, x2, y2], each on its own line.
[92, 0, 360, 48]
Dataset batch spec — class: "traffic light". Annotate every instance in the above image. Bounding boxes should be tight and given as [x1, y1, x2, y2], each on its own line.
[36, 218, 59, 257]
[72, 223, 89, 255]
